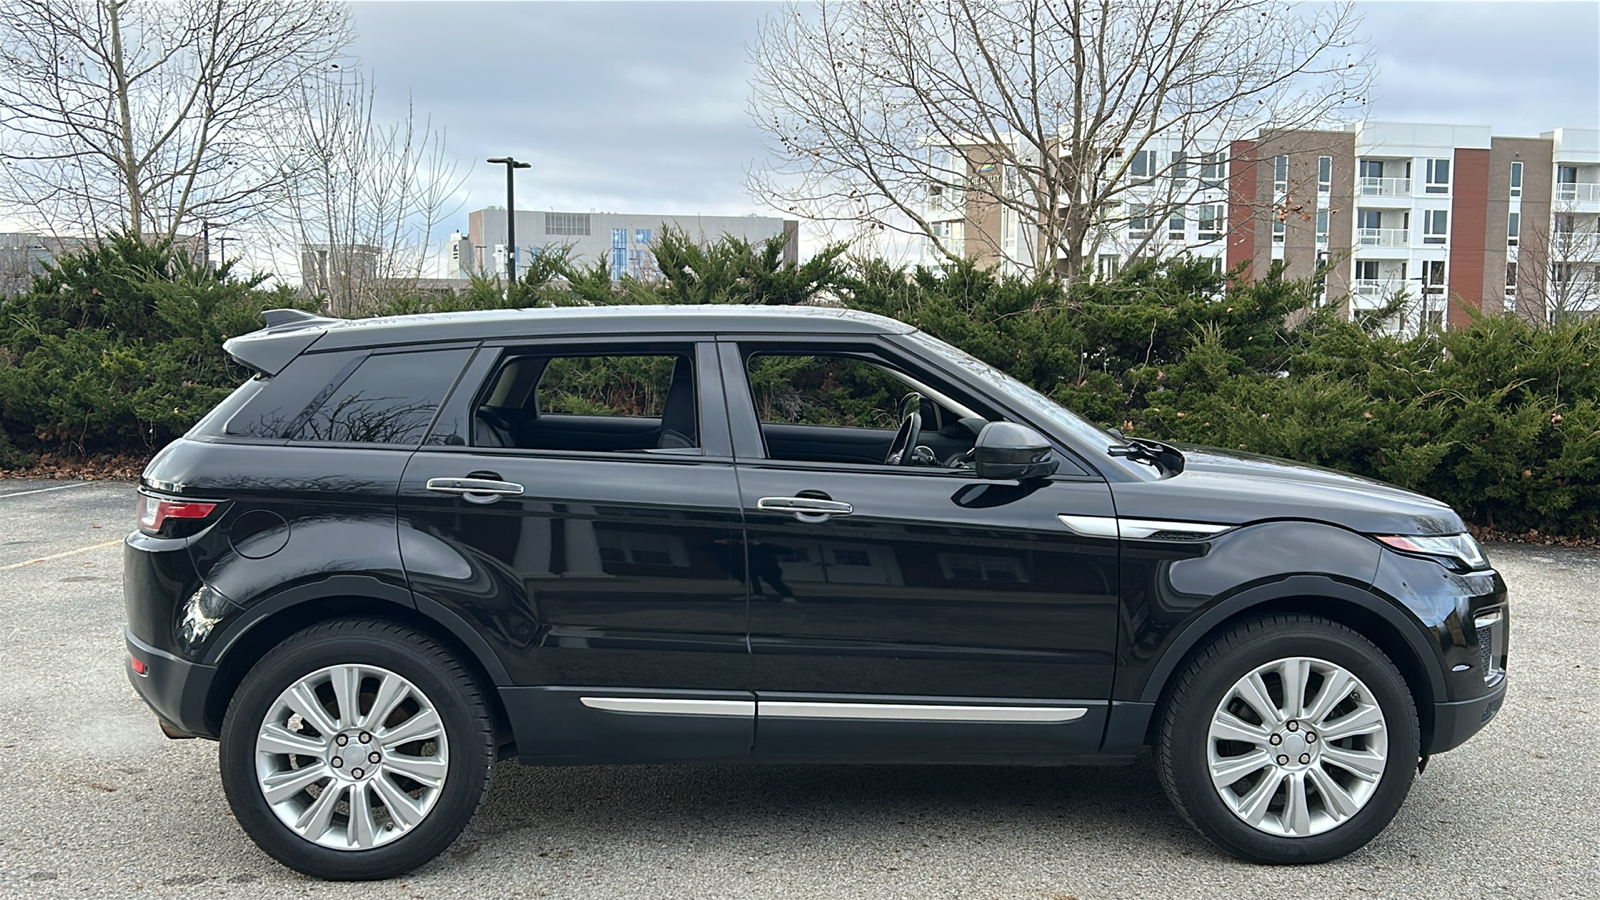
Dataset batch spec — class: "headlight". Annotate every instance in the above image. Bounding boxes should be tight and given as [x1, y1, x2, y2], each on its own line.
[1376, 532, 1489, 570]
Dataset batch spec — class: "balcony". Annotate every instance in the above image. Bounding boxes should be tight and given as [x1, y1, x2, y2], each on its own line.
[1353, 278, 1407, 298]
[1551, 231, 1600, 258]
[1358, 227, 1410, 248]
[1556, 182, 1600, 203]
[1359, 176, 1412, 197]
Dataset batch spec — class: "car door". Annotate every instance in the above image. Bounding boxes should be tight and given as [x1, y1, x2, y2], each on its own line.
[720, 339, 1120, 762]
[398, 338, 753, 763]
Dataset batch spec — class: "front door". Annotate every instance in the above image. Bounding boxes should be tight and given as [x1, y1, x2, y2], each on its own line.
[398, 340, 752, 762]
[721, 341, 1119, 761]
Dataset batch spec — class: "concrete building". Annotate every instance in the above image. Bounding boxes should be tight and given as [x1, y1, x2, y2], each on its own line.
[451, 208, 799, 282]
[924, 122, 1600, 332]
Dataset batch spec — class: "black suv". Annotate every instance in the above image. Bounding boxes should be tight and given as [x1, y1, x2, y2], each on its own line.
[124, 305, 1508, 879]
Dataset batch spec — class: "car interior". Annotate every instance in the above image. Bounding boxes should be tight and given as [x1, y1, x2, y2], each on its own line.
[473, 351, 700, 453]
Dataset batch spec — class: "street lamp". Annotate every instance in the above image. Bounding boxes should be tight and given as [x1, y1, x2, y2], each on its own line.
[487, 156, 531, 285]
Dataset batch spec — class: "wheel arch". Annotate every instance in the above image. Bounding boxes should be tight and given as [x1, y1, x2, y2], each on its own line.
[1136, 577, 1446, 752]
[202, 581, 512, 749]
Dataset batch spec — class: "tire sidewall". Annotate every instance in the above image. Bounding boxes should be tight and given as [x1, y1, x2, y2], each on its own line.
[1162, 622, 1420, 864]
[220, 624, 491, 881]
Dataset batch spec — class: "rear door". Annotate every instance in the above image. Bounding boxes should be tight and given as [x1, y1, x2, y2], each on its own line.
[720, 339, 1120, 762]
[398, 338, 753, 763]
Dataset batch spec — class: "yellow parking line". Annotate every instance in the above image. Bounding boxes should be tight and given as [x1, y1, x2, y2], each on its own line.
[0, 539, 124, 571]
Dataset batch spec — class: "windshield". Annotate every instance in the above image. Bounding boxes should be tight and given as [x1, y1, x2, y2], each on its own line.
[903, 330, 1121, 449]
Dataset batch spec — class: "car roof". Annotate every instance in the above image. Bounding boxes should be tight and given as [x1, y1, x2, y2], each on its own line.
[227, 305, 915, 374]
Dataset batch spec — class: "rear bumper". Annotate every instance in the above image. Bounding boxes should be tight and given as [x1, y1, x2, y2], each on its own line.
[125, 628, 218, 739]
[1428, 680, 1507, 755]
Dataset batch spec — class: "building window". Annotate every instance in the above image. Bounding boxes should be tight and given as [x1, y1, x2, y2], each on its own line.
[1423, 260, 1446, 289]
[1506, 261, 1518, 288]
[1316, 209, 1329, 245]
[1425, 158, 1451, 194]
[1558, 165, 1578, 185]
[1359, 159, 1383, 179]
[1273, 155, 1289, 192]
[1128, 204, 1151, 239]
[1097, 254, 1120, 279]
[1423, 209, 1449, 245]
[635, 229, 652, 244]
[1168, 210, 1185, 241]
[1508, 211, 1520, 247]
[1273, 217, 1285, 243]
[546, 212, 591, 236]
[1510, 162, 1523, 199]
[1200, 152, 1224, 185]
[1170, 151, 1188, 181]
[1318, 156, 1332, 192]
[1197, 204, 1223, 241]
[1357, 209, 1382, 231]
[1356, 260, 1379, 281]
[1129, 150, 1157, 182]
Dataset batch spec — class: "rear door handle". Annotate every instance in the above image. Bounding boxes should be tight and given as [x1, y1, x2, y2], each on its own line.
[427, 477, 525, 504]
[756, 496, 853, 521]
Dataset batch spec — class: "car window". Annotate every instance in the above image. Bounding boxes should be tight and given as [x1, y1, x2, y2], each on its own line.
[292, 348, 472, 444]
[473, 350, 699, 453]
[746, 354, 911, 429]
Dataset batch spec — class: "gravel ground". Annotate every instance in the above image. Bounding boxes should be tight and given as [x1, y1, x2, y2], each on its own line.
[0, 478, 1595, 899]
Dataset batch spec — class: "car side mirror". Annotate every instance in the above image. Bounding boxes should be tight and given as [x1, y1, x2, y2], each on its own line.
[973, 421, 1059, 481]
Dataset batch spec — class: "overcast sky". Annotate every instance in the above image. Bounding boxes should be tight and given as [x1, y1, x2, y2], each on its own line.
[351, 0, 1598, 254]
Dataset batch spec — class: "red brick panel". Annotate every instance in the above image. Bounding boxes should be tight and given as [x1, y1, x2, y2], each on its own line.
[1448, 148, 1490, 328]
[1226, 140, 1257, 282]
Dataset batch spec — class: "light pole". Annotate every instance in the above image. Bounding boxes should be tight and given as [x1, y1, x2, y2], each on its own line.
[487, 156, 530, 285]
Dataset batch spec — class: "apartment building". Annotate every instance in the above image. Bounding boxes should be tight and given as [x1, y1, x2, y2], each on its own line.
[924, 122, 1600, 331]
[451, 208, 798, 282]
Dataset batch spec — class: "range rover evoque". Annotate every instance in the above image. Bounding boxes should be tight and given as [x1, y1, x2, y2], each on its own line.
[124, 305, 1508, 879]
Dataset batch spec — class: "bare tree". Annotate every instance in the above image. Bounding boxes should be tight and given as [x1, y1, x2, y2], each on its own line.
[1519, 200, 1600, 324]
[0, 0, 351, 242]
[267, 66, 466, 314]
[749, 0, 1371, 279]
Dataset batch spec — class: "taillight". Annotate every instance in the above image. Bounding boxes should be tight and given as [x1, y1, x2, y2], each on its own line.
[137, 493, 218, 535]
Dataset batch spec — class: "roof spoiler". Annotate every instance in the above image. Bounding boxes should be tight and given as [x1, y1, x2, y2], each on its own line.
[223, 308, 341, 376]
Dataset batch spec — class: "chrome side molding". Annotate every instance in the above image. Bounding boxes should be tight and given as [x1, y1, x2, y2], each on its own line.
[759, 702, 1087, 724]
[1057, 514, 1234, 540]
[579, 697, 755, 717]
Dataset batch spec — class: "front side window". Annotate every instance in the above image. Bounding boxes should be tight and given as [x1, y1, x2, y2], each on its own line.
[294, 349, 472, 445]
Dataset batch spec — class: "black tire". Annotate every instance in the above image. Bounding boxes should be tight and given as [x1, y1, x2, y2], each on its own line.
[220, 619, 494, 880]
[1155, 614, 1420, 864]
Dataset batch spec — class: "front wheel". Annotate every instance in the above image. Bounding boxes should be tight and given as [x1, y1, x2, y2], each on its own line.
[220, 619, 494, 880]
[1156, 614, 1420, 864]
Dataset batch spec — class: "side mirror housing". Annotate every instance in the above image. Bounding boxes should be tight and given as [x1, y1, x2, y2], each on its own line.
[973, 421, 1059, 481]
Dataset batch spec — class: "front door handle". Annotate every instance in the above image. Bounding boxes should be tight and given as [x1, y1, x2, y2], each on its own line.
[757, 496, 853, 522]
[427, 477, 525, 505]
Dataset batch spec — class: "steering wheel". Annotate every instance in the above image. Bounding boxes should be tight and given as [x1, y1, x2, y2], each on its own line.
[885, 393, 924, 466]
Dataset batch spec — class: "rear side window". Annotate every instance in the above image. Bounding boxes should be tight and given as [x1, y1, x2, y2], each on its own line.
[293, 349, 472, 445]
[218, 352, 354, 439]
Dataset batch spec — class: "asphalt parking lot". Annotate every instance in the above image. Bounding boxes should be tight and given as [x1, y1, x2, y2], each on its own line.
[0, 477, 1595, 899]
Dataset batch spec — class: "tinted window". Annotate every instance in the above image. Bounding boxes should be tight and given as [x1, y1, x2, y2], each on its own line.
[222, 352, 354, 439]
[294, 349, 471, 444]
[471, 350, 699, 453]
[746, 354, 911, 428]
[538, 355, 677, 417]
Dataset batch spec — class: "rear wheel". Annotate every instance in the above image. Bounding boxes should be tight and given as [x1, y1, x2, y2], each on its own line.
[1156, 614, 1419, 863]
[220, 619, 494, 880]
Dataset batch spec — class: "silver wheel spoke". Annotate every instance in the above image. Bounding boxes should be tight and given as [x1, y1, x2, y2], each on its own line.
[293, 782, 346, 840]
[1307, 765, 1360, 822]
[1282, 772, 1312, 835]
[330, 665, 362, 730]
[1320, 703, 1386, 742]
[379, 708, 442, 748]
[1235, 672, 1285, 727]
[363, 672, 410, 731]
[1322, 745, 1385, 781]
[384, 753, 447, 788]
[1210, 710, 1271, 746]
[1236, 769, 1284, 826]
[285, 682, 339, 737]
[261, 762, 331, 804]
[371, 773, 427, 829]
[257, 723, 325, 758]
[348, 782, 378, 849]
[1304, 669, 1355, 725]
[1207, 656, 1389, 839]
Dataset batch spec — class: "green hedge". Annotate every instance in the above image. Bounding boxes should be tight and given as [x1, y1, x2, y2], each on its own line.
[3, 233, 1596, 538]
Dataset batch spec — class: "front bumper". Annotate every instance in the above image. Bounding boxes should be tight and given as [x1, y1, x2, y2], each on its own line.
[1429, 679, 1507, 754]
[125, 628, 219, 739]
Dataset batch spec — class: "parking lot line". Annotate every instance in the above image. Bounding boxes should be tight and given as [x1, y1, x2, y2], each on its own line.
[0, 481, 95, 499]
[0, 538, 124, 571]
